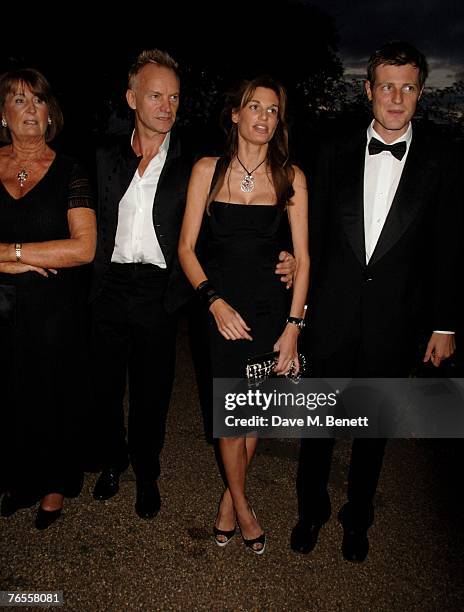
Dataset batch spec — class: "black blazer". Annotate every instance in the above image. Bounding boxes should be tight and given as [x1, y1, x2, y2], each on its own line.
[90, 131, 193, 313]
[307, 125, 463, 366]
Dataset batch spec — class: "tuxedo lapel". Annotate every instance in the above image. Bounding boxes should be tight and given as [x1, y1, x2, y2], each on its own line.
[368, 131, 430, 267]
[337, 135, 366, 267]
[152, 131, 181, 210]
[105, 140, 139, 253]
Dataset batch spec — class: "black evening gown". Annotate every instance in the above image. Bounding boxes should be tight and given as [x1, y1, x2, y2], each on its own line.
[0, 154, 94, 502]
[206, 201, 288, 378]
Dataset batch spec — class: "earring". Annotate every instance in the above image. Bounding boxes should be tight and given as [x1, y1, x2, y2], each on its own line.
[1, 118, 7, 128]
[47, 117, 52, 125]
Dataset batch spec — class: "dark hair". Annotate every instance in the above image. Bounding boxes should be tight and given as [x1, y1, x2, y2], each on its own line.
[367, 41, 429, 89]
[128, 49, 180, 88]
[209, 76, 294, 210]
[0, 68, 63, 143]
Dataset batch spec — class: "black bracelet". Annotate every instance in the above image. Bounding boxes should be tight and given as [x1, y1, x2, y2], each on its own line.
[286, 316, 305, 332]
[196, 280, 220, 308]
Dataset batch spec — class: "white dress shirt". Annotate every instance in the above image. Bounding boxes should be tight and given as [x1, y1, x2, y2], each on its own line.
[111, 132, 170, 267]
[363, 120, 412, 264]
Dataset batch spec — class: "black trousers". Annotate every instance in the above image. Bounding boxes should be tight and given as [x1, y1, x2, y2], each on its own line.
[91, 263, 177, 482]
[296, 336, 411, 529]
[184, 300, 213, 443]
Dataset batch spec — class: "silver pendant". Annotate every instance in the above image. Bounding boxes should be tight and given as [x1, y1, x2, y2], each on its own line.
[17, 169, 28, 188]
[240, 174, 255, 193]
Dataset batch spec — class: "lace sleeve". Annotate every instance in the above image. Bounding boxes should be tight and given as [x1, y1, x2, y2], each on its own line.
[67, 162, 95, 210]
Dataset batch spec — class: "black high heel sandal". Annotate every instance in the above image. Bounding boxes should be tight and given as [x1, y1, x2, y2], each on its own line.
[213, 523, 236, 547]
[240, 507, 266, 555]
[213, 494, 236, 547]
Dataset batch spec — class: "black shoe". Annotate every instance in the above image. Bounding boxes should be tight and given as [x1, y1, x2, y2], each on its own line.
[237, 507, 266, 555]
[93, 468, 123, 501]
[35, 507, 62, 530]
[1, 493, 21, 517]
[290, 521, 323, 554]
[135, 481, 161, 519]
[342, 527, 369, 563]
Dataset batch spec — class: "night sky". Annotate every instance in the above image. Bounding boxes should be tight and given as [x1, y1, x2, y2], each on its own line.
[2, 1, 463, 88]
[307, 0, 464, 86]
[1, 0, 462, 157]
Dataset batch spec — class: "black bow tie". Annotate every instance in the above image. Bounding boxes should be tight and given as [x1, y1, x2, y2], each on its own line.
[368, 137, 407, 161]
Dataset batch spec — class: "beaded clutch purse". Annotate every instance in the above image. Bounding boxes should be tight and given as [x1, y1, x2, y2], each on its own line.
[245, 351, 306, 387]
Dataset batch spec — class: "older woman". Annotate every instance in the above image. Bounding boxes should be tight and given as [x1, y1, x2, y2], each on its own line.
[179, 76, 309, 554]
[0, 68, 96, 529]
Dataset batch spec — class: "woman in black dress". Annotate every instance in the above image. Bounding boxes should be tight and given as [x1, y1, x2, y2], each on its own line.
[179, 77, 309, 554]
[0, 69, 96, 529]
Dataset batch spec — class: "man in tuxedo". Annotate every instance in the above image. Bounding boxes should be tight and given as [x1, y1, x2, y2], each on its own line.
[90, 50, 295, 518]
[292, 41, 462, 561]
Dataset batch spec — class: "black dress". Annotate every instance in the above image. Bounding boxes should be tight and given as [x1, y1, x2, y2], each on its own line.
[205, 201, 288, 377]
[0, 154, 94, 502]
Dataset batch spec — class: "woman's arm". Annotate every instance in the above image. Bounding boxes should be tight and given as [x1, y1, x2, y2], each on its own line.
[274, 166, 310, 373]
[178, 158, 252, 341]
[0, 261, 55, 277]
[0, 207, 96, 268]
[178, 157, 215, 289]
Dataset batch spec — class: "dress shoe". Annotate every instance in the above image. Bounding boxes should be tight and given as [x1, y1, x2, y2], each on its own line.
[35, 507, 62, 530]
[342, 527, 369, 562]
[93, 468, 122, 501]
[135, 481, 161, 519]
[290, 521, 323, 554]
[1, 493, 21, 517]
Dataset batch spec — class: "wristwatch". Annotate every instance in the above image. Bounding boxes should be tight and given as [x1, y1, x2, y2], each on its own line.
[15, 242, 22, 262]
[286, 316, 305, 331]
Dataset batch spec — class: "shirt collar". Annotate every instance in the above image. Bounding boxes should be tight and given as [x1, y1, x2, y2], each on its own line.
[130, 130, 171, 156]
[367, 120, 412, 147]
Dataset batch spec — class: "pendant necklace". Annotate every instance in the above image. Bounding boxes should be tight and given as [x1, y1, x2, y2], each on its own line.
[17, 169, 28, 188]
[236, 156, 266, 193]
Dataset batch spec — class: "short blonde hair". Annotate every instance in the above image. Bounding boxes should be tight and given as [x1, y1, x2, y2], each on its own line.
[128, 49, 179, 88]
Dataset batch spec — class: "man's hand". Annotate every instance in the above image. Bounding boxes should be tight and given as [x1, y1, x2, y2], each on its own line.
[275, 251, 296, 289]
[423, 332, 456, 367]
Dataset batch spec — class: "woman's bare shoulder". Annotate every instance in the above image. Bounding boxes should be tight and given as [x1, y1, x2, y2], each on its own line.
[291, 164, 308, 188]
[193, 156, 221, 173]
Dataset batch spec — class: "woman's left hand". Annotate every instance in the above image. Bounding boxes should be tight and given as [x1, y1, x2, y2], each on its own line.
[0, 261, 57, 277]
[273, 324, 300, 375]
